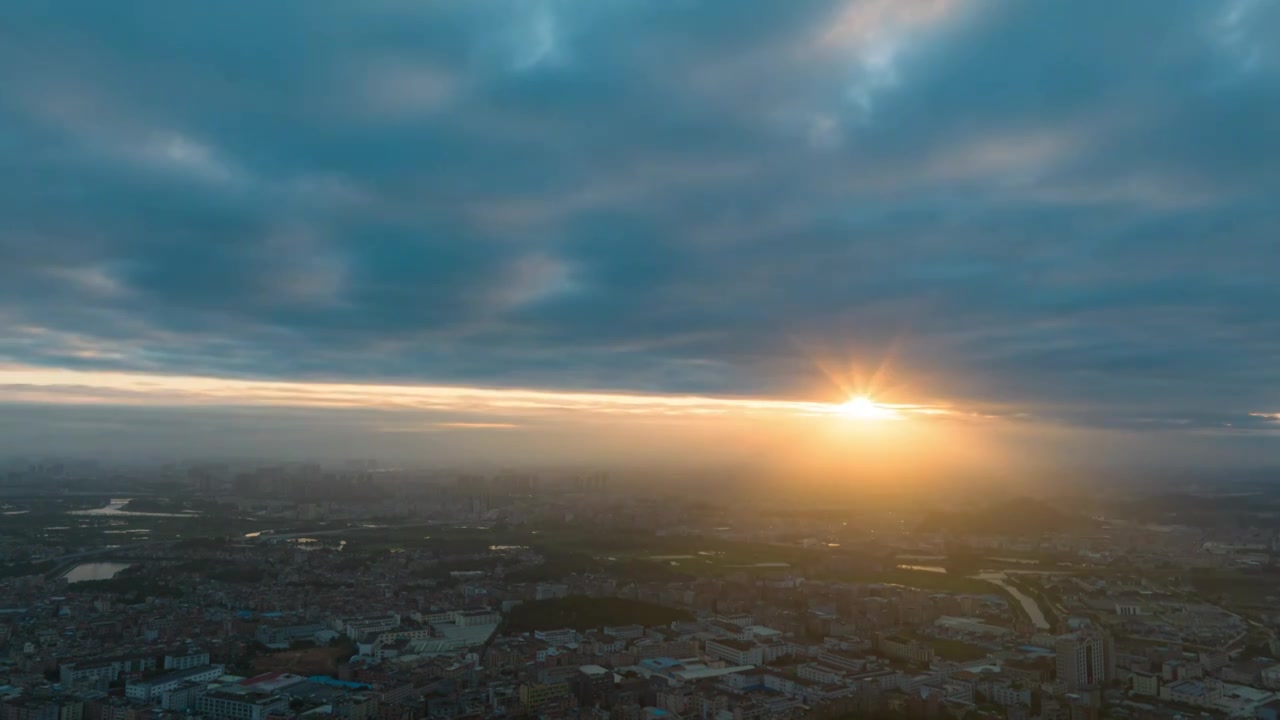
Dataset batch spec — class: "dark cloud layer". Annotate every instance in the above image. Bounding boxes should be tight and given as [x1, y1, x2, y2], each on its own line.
[3, 0, 1280, 440]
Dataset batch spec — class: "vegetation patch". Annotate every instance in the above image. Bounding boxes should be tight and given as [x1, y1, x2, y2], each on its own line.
[502, 596, 691, 634]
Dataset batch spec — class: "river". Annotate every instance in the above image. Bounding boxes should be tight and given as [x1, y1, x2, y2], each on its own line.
[69, 498, 196, 518]
[973, 571, 1050, 630]
[63, 562, 133, 583]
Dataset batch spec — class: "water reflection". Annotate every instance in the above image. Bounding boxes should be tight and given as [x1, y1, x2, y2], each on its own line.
[897, 564, 948, 573]
[69, 498, 197, 518]
[63, 562, 132, 583]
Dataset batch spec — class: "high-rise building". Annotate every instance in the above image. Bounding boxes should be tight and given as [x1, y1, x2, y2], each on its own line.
[1056, 630, 1113, 690]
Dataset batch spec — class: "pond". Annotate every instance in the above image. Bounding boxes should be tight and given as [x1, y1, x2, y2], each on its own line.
[63, 562, 133, 583]
[897, 564, 948, 573]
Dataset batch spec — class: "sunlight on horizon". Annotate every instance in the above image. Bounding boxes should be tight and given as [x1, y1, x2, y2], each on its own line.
[835, 395, 901, 421]
[0, 365, 970, 425]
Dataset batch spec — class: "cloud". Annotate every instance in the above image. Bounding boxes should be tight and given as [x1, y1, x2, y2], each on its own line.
[1, 0, 1279, 460]
[431, 422, 520, 430]
[352, 58, 457, 119]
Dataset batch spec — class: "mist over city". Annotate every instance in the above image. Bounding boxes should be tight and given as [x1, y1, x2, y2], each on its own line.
[4, 2, 1280, 720]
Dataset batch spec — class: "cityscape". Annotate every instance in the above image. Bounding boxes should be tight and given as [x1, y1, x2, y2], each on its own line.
[4, 1, 1280, 720]
[6, 464, 1280, 720]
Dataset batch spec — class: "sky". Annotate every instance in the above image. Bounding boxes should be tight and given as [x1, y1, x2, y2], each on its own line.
[2, 0, 1279, 469]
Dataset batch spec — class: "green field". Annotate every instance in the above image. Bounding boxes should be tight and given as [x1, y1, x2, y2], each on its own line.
[502, 596, 692, 633]
[924, 637, 991, 661]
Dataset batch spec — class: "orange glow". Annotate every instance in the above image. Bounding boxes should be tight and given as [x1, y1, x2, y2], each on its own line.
[0, 364, 983, 437]
[0, 364, 1025, 477]
[835, 395, 900, 420]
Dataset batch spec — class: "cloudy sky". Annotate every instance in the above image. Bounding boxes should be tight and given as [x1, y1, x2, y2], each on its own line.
[2, 0, 1279, 466]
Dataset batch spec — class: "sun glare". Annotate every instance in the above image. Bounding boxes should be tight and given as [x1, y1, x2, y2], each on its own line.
[836, 395, 898, 420]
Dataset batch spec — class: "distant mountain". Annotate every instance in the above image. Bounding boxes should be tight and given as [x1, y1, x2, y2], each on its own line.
[918, 496, 1093, 536]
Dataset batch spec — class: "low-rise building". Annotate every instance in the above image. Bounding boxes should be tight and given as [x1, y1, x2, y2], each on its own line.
[705, 638, 763, 666]
[533, 628, 578, 647]
[519, 682, 573, 713]
[1262, 664, 1280, 690]
[163, 650, 211, 671]
[878, 635, 934, 665]
[1131, 669, 1159, 697]
[1161, 679, 1222, 707]
[452, 609, 499, 627]
[125, 665, 226, 703]
[196, 688, 289, 720]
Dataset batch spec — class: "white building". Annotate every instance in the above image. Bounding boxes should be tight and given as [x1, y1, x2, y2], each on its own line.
[799, 664, 846, 685]
[1055, 631, 1112, 690]
[534, 628, 579, 647]
[604, 625, 645, 640]
[158, 682, 205, 711]
[164, 650, 211, 671]
[413, 610, 456, 625]
[454, 609, 500, 627]
[196, 689, 289, 720]
[59, 663, 117, 687]
[1132, 670, 1160, 697]
[704, 638, 763, 666]
[1160, 679, 1222, 707]
[126, 665, 225, 702]
[340, 614, 401, 640]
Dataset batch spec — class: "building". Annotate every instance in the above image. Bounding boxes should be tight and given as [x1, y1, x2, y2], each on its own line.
[798, 664, 846, 685]
[982, 679, 1031, 708]
[1200, 650, 1230, 672]
[58, 656, 158, 688]
[255, 623, 326, 648]
[452, 609, 499, 627]
[413, 610, 456, 625]
[1131, 669, 1159, 697]
[164, 650, 211, 671]
[126, 665, 226, 703]
[1160, 679, 1222, 707]
[1262, 664, 1280, 690]
[604, 625, 645, 640]
[535, 584, 569, 600]
[533, 628, 578, 647]
[1256, 698, 1280, 720]
[58, 664, 116, 688]
[705, 638, 763, 666]
[519, 682, 574, 713]
[573, 665, 613, 705]
[1162, 659, 1202, 682]
[878, 635, 935, 665]
[0, 699, 72, 720]
[1055, 630, 1113, 690]
[158, 683, 205, 711]
[816, 649, 877, 674]
[195, 689, 288, 720]
[340, 614, 401, 641]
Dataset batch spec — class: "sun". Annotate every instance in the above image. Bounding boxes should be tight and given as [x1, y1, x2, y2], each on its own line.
[836, 395, 898, 420]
